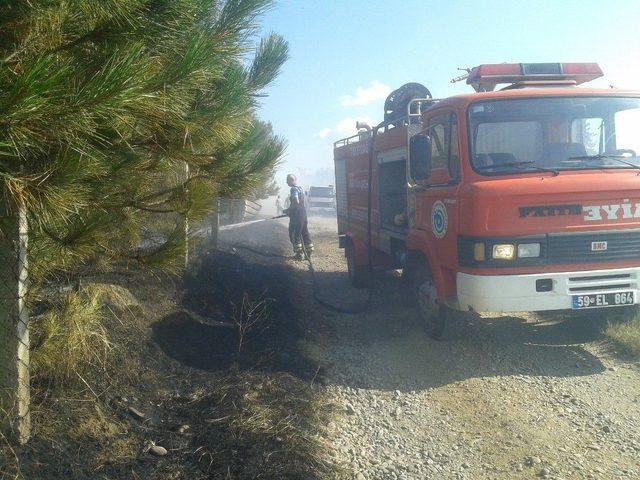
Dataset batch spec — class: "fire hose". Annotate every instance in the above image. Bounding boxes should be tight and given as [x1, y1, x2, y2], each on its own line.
[225, 214, 371, 314]
[227, 232, 370, 314]
[222, 122, 383, 314]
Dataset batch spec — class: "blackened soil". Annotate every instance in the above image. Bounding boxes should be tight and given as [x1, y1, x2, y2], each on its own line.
[153, 251, 318, 378]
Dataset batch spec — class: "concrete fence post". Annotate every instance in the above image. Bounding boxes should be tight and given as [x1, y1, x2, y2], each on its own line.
[211, 198, 219, 249]
[0, 199, 31, 443]
[184, 162, 190, 269]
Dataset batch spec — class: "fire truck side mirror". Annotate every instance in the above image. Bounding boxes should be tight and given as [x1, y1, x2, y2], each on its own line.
[409, 134, 432, 180]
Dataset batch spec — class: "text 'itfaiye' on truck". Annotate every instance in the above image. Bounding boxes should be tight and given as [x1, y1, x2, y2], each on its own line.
[333, 63, 640, 339]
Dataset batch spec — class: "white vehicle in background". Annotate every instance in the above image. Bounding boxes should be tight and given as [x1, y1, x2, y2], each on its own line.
[307, 185, 336, 211]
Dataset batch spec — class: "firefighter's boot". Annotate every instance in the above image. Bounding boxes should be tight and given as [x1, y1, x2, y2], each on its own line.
[304, 243, 314, 258]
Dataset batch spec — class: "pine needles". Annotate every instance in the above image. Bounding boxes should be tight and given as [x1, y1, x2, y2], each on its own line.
[0, 0, 289, 279]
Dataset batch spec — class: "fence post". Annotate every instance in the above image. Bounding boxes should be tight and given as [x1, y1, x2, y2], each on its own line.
[0, 199, 31, 443]
[211, 198, 219, 249]
[184, 162, 190, 269]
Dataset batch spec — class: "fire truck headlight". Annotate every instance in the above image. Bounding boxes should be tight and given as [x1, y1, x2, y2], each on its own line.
[492, 244, 515, 260]
[517, 243, 541, 258]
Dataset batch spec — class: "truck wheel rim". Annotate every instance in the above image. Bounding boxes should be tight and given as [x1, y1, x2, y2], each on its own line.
[417, 278, 438, 319]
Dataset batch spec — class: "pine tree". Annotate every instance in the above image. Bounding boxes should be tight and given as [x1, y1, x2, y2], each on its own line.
[0, 0, 288, 279]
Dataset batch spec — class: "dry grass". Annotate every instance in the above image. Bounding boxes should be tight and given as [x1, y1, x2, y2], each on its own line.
[0, 427, 21, 480]
[31, 286, 111, 389]
[604, 309, 640, 355]
[30, 282, 142, 390]
[83, 282, 141, 315]
[182, 371, 348, 479]
[21, 397, 145, 480]
[69, 403, 138, 469]
[7, 262, 345, 479]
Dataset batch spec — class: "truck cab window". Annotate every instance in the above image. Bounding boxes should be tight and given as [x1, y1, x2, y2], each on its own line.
[570, 117, 604, 155]
[615, 108, 640, 155]
[425, 113, 459, 184]
[474, 121, 543, 165]
[449, 118, 460, 180]
[430, 123, 447, 170]
[470, 97, 640, 175]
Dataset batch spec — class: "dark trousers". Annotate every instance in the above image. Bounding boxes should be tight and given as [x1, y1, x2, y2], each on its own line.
[288, 212, 312, 253]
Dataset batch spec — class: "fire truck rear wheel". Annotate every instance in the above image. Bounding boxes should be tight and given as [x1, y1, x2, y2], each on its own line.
[346, 242, 368, 289]
[412, 264, 465, 340]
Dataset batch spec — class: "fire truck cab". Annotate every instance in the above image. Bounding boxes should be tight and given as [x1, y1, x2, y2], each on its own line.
[333, 63, 640, 338]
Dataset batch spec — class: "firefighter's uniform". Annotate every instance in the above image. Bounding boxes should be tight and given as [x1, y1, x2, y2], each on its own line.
[287, 185, 313, 258]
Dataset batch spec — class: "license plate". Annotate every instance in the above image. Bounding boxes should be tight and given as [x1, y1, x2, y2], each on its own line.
[571, 291, 636, 309]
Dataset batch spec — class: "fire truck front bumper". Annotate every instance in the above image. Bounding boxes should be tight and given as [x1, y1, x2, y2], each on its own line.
[456, 267, 640, 313]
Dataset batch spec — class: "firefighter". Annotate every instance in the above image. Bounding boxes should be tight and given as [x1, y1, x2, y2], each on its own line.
[284, 174, 313, 259]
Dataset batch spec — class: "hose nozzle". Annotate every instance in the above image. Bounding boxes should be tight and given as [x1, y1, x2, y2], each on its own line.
[356, 121, 372, 132]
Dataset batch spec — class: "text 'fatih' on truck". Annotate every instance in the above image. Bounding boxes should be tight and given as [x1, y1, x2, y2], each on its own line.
[333, 62, 640, 339]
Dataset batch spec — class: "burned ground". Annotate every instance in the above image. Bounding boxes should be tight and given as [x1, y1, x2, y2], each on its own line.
[2, 223, 343, 480]
[6, 214, 640, 480]
[153, 250, 317, 377]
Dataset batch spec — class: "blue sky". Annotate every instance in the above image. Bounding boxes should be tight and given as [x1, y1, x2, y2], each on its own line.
[256, 0, 640, 188]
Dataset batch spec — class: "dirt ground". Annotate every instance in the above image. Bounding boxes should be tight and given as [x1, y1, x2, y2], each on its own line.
[3, 223, 340, 480]
[233, 213, 640, 480]
[6, 212, 640, 480]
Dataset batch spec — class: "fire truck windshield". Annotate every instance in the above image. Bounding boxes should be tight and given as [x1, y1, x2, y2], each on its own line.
[468, 96, 640, 175]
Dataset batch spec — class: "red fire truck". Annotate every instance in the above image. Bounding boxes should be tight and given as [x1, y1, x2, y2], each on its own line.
[333, 63, 640, 338]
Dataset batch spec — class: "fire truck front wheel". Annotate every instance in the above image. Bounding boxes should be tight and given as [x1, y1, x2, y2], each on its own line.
[346, 242, 369, 289]
[412, 264, 465, 340]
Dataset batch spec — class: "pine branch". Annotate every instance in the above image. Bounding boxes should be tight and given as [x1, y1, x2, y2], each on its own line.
[1, 0, 289, 284]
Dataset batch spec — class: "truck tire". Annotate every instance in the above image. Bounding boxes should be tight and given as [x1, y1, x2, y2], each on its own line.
[412, 263, 466, 340]
[346, 242, 369, 289]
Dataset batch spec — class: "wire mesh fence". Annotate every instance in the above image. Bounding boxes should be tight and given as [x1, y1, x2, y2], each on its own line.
[0, 203, 31, 444]
[217, 198, 262, 225]
[0, 196, 261, 445]
[244, 199, 262, 220]
[196, 198, 263, 248]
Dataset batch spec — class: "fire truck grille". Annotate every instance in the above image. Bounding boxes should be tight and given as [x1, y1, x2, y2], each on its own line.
[548, 230, 640, 264]
[567, 273, 636, 293]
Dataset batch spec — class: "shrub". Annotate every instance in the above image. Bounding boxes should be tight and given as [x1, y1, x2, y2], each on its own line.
[31, 287, 111, 389]
[604, 312, 640, 356]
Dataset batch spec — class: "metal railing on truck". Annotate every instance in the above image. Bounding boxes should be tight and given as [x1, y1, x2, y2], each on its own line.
[333, 98, 440, 149]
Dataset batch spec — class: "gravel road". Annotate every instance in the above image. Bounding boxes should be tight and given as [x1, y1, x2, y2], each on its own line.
[222, 214, 640, 480]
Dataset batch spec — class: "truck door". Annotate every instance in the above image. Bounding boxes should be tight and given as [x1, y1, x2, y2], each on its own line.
[409, 112, 460, 296]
